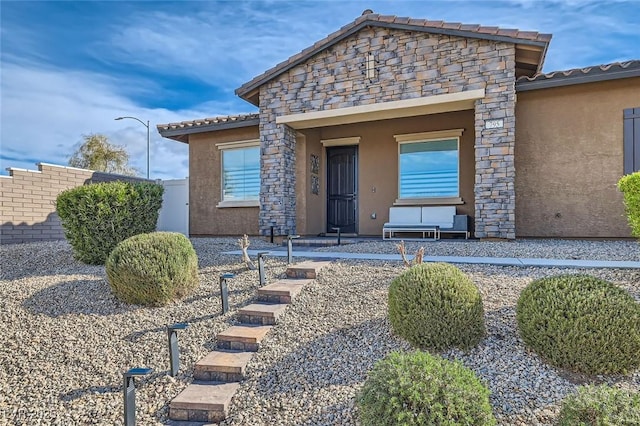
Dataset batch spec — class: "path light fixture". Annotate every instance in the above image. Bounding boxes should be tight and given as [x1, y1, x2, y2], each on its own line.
[332, 227, 341, 246]
[167, 323, 189, 377]
[257, 252, 269, 286]
[219, 273, 234, 314]
[123, 367, 153, 426]
[115, 116, 150, 179]
[287, 235, 300, 264]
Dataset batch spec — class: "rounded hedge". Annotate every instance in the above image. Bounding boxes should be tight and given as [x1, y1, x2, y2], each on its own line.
[558, 385, 640, 425]
[106, 232, 199, 306]
[358, 351, 496, 426]
[516, 274, 640, 375]
[56, 181, 164, 265]
[388, 262, 486, 351]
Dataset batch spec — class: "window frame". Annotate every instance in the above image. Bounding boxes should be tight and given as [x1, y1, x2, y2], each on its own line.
[393, 129, 464, 205]
[216, 139, 261, 208]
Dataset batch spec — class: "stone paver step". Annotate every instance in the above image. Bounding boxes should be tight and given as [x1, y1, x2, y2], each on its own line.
[286, 260, 332, 279]
[169, 382, 239, 423]
[237, 303, 288, 325]
[257, 279, 311, 303]
[193, 350, 253, 382]
[216, 325, 272, 352]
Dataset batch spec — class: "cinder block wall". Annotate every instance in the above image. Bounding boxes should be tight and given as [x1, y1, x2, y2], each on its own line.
[0, 163, 150, 244]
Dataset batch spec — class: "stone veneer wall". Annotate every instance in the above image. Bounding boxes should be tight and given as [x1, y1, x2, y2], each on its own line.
[0, 163, 150, 244]
[259, 27, 516, 238]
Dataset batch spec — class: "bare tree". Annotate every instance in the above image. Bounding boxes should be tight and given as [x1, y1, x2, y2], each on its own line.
[69, 133, 137, 176]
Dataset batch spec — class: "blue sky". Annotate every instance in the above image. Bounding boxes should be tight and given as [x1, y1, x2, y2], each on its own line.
[1, 0, 638, 180]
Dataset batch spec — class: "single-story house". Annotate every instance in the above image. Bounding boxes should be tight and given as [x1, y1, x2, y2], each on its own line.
[157, 11, 640, 239]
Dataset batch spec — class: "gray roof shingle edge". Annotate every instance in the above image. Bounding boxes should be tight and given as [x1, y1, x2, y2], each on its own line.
[516, 60, 640, 91]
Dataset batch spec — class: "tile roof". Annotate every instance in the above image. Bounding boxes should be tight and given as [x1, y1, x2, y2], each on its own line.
[236, 11, 552, 99]
[156, 113, 259, 141]
[516, 60, 640, 91]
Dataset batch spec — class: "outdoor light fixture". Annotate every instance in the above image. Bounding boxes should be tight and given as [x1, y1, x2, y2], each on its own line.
[219, 273, 234, 314]
[115, 116, 151, 179]
[257, 252, 269, 286]
[332, 227, 342, 246]
[167, 323, 189, 377]
[287, 235, 300, 264]
[123, 367, 153, 426]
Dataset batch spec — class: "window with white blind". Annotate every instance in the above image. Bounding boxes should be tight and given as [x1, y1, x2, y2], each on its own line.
[394, 129, 463, 202]
[217, 140, 260, 207]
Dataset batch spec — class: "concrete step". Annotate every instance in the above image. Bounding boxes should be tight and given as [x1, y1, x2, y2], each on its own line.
[236, 303, 288, 325]
[257, 279, 311, 303]
[216, 325, 272, 352]
[286, 260, 332, 279]
[193, 350, 254, 382]
[169, 382, 239, 423]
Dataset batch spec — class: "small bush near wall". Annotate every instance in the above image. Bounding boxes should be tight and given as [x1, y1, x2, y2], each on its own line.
[56, 181, 163, 264]
[618, 172, 640, 237]
[516, 274, 640, 375]
[557, 385, 640, 425]
[358, 351, 496, 426]
[388, 262, 486, 351]
[106, 232, 198, 306]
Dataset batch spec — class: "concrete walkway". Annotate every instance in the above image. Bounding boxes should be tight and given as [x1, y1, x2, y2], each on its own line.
[224, 249, 640, 269]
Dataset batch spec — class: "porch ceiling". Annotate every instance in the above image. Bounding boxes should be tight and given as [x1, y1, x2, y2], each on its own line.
[275, 89, 485, 129]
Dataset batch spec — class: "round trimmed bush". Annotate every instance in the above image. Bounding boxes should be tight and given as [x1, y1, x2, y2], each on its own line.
[106, 232, 199, 306]
[558, 385, 640, 425]
[516, 274, 640, 374]
[388, 262, 486, 350]
[358, 351, 496, 426]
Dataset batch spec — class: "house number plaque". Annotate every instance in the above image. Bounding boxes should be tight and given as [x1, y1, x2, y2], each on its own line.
[485, 119, 504, 129]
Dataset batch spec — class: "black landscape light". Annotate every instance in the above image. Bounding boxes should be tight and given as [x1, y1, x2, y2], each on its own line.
[287, 235, 300, 264]
[332, 227, 341, 245]
[123, 367, 152, 426]
[219, 273, 234, 314]
[257, 252, 269, 286]
[167, 323, 189, 376]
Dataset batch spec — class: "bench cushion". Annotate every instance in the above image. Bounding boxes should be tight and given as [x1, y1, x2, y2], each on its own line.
[388, 207, 422, 224]
[421, 206, 455, 228]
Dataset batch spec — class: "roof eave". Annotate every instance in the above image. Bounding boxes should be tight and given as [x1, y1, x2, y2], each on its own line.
[157, 118, 260, 142]
[516, 67, 640, 92]
[236, 20, 550, 100]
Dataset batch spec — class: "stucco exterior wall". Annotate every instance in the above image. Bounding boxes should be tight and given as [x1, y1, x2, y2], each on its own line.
[188, 127, 260, 236]
[297, 112, 476, 236]
[259, 26, 517, 238]
[515, 77, 640, 238]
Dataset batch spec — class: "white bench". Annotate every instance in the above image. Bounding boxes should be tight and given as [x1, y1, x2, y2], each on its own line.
[382, 206, 470, 240]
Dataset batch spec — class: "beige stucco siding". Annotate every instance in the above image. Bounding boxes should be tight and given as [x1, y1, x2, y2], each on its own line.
[297, 111, 476, 236]
[188, 127, 260, 236]
[515, 77, 640, 238]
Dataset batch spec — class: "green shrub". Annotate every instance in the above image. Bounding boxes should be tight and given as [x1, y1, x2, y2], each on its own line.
[105, 232, 198, 306]
[516, 274, 640, 374]
[388, 262, 486, 351]
[358, 351, 496, 426]
[558, 385, 640, 426]
[56, 181, 163, 264]
[618, 172, 640, 237]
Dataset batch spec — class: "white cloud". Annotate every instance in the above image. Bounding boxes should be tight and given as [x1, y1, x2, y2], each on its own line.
[0, 62, 237, 180]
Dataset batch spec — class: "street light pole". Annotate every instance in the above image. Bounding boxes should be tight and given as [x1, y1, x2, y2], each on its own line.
[115, 116, 151, 179]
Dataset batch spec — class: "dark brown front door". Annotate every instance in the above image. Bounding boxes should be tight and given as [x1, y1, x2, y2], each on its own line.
[327, 146, 358, 233]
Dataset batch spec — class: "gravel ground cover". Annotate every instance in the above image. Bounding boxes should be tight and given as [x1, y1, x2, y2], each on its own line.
[312, 238, 640, 261]
[1, 238, 639, 425]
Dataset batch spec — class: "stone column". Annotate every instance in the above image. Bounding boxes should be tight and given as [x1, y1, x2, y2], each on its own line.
[259, 119, 297, 237]
[473, 90, 516, 239]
